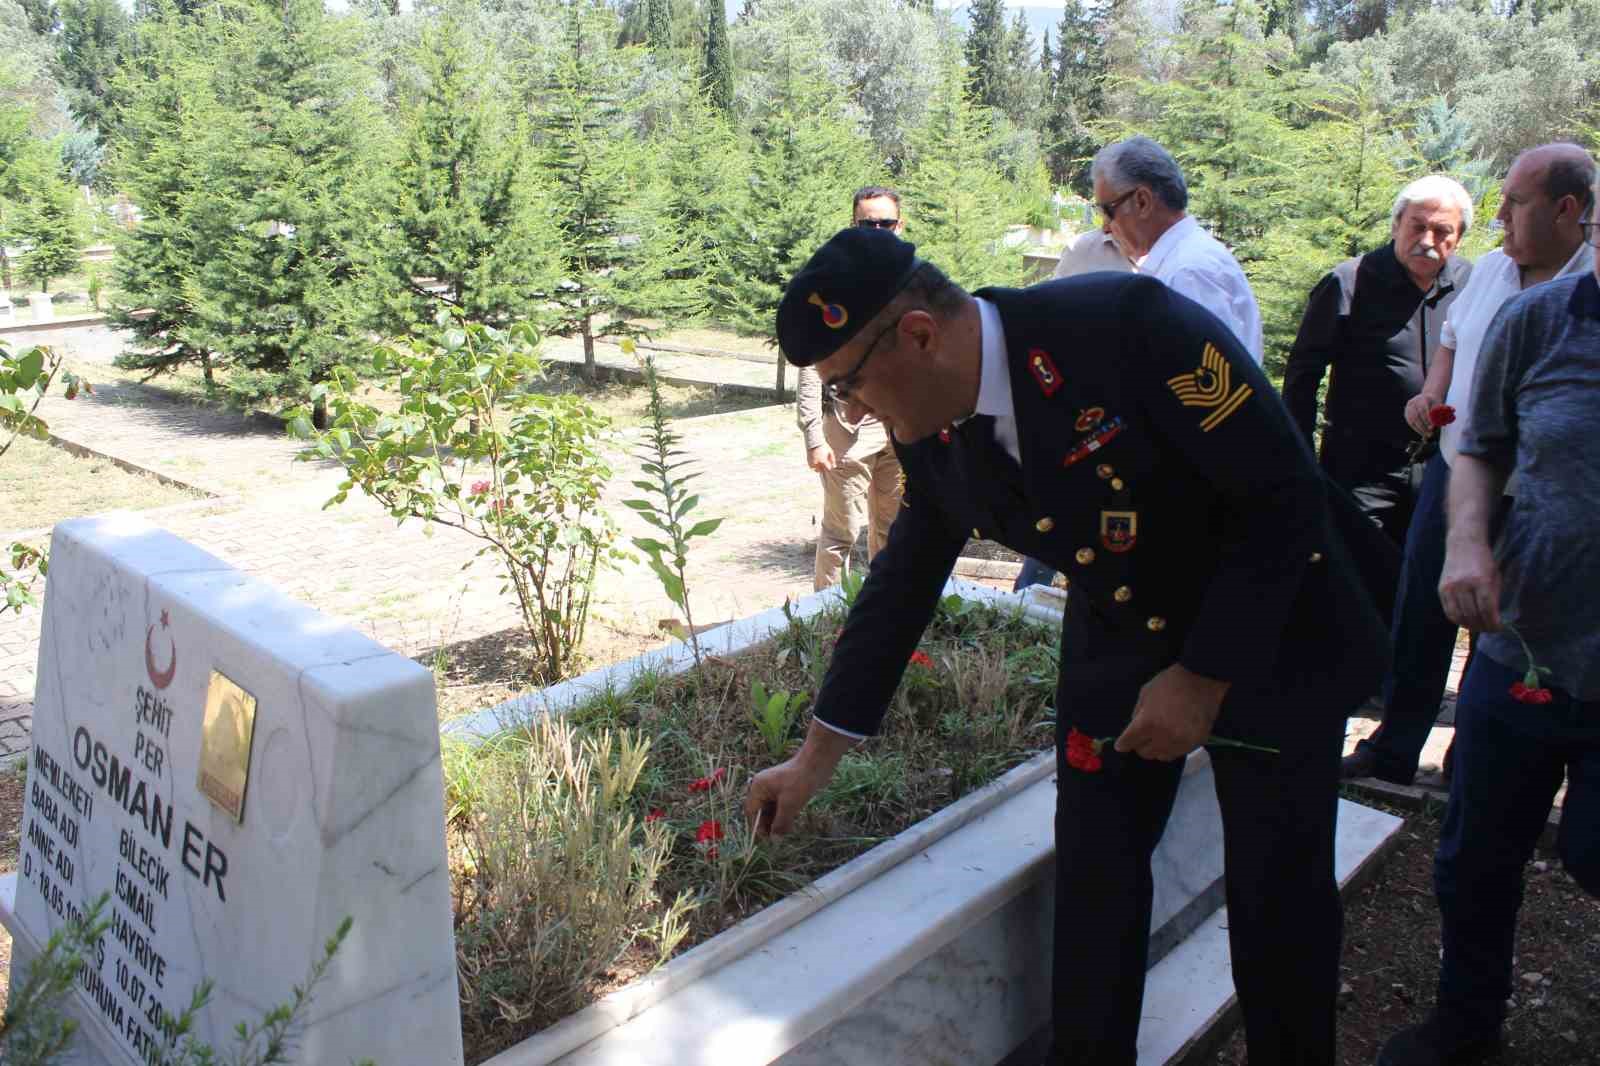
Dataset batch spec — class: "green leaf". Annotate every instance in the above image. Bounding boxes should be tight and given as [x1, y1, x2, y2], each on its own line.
[685, 518, 723, 539]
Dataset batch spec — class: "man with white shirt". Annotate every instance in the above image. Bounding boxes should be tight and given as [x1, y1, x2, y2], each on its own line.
[1091, 135, 1264, 362]
[746, 227, 1394, 1065]
[1342, 143, 1596, 787]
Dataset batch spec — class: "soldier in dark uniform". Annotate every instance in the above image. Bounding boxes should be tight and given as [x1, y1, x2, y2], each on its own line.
[744, 228, 1395, 1065]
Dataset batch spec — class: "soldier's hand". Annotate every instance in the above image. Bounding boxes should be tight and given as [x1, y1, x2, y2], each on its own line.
[1114, 663, 1230, 762]
[807, 445, 837, 473]
[1405, 393, 1442, 436]
[1440, 539, 1501, 632]
[745, 719, 854, 837]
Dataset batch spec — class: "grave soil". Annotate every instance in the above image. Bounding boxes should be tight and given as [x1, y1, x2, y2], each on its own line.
[1216, 800, 1600, 1066]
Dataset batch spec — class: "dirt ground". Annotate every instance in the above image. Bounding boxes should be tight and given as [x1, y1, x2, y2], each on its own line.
[1217, 799, 1600, 1065]
[4, 756, 1596, 1062]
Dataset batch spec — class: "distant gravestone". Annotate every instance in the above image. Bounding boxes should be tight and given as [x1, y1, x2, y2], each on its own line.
[27, 291, 54, 323]
[0, 515, 462, 1065]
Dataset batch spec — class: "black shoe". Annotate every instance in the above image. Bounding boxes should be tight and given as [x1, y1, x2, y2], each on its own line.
[1341, 745, 1416, 786]
[1376, 1013, 1500, 1065]
[1341, 747, 1379, 780]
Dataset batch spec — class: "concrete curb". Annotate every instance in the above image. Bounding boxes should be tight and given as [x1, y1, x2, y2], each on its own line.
[1340, 776, 1564, 851]
[43, 432, 218, 498]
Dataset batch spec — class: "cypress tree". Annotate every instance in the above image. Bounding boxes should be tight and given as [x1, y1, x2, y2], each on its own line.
[963, 0, 1006, 112]
[702, 0, 733, 115]
[13, 161, 86, 292]
[647, 0, 671, 52]
[56, 0, 129, 132]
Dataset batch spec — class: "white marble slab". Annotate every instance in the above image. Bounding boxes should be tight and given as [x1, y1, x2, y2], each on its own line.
[0, 514, 461, 1066]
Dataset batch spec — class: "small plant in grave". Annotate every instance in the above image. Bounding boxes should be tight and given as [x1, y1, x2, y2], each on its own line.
[1, 340, 89, 616]
[750, 679, 808, 760]
[290, 313, 622, 683]
[623, 349, 723, 664]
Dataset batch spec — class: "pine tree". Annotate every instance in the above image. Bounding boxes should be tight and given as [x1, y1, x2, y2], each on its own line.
[56, 0, 128, 132]
[900, 57, 1026, 290]
[963, 0, 1006, 113]
[533, 10, 702, 379]
[711, 79, 873, 395]
[106, 0, 225, 382]
[995, 10, 1039, 126]
[702, 0, 733, 115]
[12, 158, 85, 291]
[353, 12, 561, 337]
[652, 90, 745, 285]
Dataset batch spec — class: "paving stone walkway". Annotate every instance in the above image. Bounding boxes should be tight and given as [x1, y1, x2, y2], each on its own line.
[1, 325, 823, 761]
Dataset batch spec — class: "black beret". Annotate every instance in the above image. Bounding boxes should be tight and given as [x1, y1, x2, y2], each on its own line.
[776, 227, 920, 367]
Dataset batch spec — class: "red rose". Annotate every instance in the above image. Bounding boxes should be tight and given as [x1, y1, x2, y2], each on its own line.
[645, 809, 665, 823]
[909, 650, 933, 668]
[470, 479, 491, 497]
[1065, 727, 1103, 773]
[1427, 405, 1456, 429]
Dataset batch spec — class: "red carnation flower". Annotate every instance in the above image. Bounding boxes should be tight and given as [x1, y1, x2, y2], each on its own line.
[1065, 727, 1103, 773]
[689, 766, 727, 793]
[1427, 405, 1457, 429]
[696, 819, 725, 859]
[909, 650, 933, 668]
[645, 809, 665, 823]
[1510, 681, 1553, 705]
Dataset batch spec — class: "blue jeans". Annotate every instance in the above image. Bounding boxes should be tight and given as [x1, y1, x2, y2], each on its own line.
[1434, 655, 1600, 1030]
[1357, 454, 1461, 780]
[1014, 557, 1056, 592]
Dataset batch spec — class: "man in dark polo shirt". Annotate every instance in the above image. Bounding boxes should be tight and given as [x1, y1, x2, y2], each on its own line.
[744, 227, 1394, 1065]
[1283, 175, 1474, 546]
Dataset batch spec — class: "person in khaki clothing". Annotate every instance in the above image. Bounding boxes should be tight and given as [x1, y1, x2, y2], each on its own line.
[795, 187, 906, 590]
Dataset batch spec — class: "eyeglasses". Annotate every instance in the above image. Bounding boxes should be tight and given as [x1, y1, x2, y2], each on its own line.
[1095, 189, 1137, 222]
[824, 314, 903, 404]
[855, 217, 901, 230]
[1582, 219, 1600, 249]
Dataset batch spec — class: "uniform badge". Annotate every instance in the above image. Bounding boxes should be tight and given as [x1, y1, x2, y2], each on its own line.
[1166, 342, 1253, 432]
[808, 292, 849, 329]
[939, 428, 951, 443]
[1028, 348, 1063, 397]
[1063, 416, 1124, 467]
[1074, 407, 1105, 432]
[1096, 463, 1114, 479]
[1100, 510, 1137, 553]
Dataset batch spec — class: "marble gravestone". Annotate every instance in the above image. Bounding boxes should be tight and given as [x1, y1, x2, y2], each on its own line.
[0, 515, 462, 1065]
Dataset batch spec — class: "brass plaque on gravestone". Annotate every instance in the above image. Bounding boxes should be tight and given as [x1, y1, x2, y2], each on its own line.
[198, 670, 257, 823]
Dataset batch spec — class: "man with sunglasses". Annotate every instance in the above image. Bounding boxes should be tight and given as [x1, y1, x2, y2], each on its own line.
[792, 187, 906, 590]
[1092, 136, 1264, 363]
[746, 226, 1395, 1066]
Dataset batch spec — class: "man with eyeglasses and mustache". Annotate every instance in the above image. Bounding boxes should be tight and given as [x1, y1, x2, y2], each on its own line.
[747, 226, 1396, 1066]
[793, 186, 906, 590]
[1283, 175, 1474, 548]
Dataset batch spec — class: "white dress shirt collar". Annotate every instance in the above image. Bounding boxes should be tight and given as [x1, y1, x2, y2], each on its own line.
[1137, 214, 1199, 275]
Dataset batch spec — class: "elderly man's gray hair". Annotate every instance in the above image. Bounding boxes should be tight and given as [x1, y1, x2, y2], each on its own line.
[1091, 136, 1188, 212]
[1390, 175, 1475, 236]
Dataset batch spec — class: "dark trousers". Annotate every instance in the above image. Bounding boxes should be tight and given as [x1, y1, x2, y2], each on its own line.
[1320, 430, 1419, 547]
[1049, 703, 1345, 1064]
[1434, 656, 1600, 1031]
[1359, 457, 1511, 779]
[1357, 454, 1458, 779]
[1014, 557, 1057, 592]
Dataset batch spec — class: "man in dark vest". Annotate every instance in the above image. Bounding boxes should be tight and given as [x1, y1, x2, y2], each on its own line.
[744, 228, 1394, 1065]
[1282, 175, 1474, 546]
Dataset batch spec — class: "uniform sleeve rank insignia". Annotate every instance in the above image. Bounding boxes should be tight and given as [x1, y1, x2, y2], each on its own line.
[1028, 348, 1063, 397]
[1074, 406, 1105, 432]
[1166, 342, 1253, 432]
[1100, 510, 1137, 553]
[1063, 416, 1124, 466]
